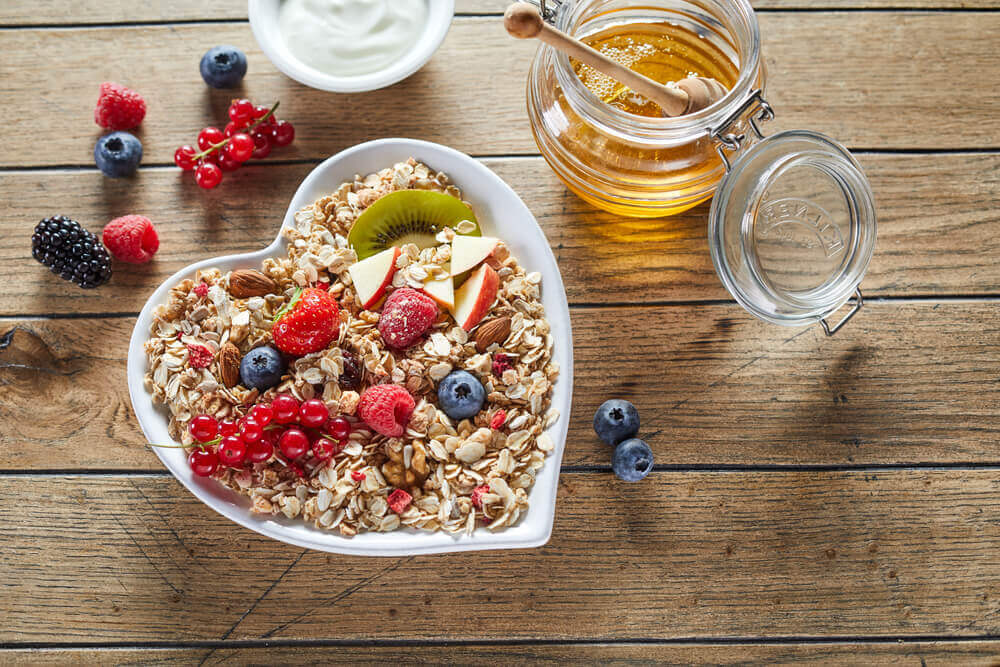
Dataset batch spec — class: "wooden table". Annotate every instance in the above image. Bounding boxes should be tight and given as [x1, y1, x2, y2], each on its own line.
[2, 0, 999, 663]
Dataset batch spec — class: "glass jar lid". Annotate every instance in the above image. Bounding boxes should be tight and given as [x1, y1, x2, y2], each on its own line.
[709, 125, 877, 331]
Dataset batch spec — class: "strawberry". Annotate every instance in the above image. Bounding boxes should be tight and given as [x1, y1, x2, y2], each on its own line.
[272, 287, 340, 356]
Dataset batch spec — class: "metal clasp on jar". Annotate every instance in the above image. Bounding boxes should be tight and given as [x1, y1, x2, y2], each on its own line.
[521, 0, 564, 24]
[710, 89, 774, 171]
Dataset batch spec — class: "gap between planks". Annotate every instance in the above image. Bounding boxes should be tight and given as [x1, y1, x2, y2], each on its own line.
[3, 6, 1000, 30]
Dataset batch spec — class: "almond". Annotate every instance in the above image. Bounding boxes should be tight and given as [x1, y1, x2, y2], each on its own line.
[473, 316, 512, 353]
[218, 342, 242, 388]
[229, 269, 277, 298]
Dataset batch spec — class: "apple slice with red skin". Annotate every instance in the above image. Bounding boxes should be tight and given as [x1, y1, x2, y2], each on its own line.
[450, 263, 499, 331]
[451, 235, 500, 276]
[348, 246, 401, 310]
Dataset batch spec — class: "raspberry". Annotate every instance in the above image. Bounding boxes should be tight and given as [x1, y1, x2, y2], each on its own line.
[387, 489, 412, 514]
[358, 384, 415, 438]
[490, 409, 507, 430]
[377, 288, 438, 349]
[187, 343, 214, 369]
[102, 215, 159, 264]
[492, 353, 514, 377]
[94, 82, 146, 131]
[351, 470, 366, 482]
[193, 283, 209, 298]
[471, 484, 491, 509]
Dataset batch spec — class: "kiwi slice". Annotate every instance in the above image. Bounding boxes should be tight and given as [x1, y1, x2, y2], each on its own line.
[348, 190, 480, 260]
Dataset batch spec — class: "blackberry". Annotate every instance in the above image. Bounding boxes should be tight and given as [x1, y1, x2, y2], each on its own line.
[31, 216, 112, 288]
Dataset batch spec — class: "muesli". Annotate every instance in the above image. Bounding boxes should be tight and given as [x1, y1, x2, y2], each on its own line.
[143, 159, 559, 536]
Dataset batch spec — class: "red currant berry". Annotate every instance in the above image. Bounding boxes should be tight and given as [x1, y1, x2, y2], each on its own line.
[272, 394, 300, 424]
[197, 126, 225, 151]
[252, 104, 270, 119]
[229, 98, 254, 124]
[311, 437, 337, 460]
[250, 404, 274, 426]
[247, 437, 275, 463]
[250, 129, 273, 159]
[225, 133, 255, 162]
[217, 151, 242, 172]
[219, 419, 239, 436]
[224, 121, 241, 137]
[239, 417, 263, 443]
[279, 428, 310, 459]
[189, 448, 219, 476]
[195, 162, 223, 189]
[188, 414, 219, 442]
[174, 145, 198, 171]
[217, 436, 247, 467]
[272, 120, 295, 147]
[327, 416, 351, 440]
[299, 399, 329, 428]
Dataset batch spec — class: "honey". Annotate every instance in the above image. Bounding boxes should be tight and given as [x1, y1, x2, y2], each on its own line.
[573, 22, 739, 118]
[526, 3, 765, 218]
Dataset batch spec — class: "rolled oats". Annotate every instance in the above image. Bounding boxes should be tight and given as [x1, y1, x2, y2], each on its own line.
[143, 160, 560, 536]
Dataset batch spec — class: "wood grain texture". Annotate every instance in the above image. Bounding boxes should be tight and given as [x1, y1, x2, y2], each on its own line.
[2, 153, 998, 316]
[4, 0, 1000, 26]
[2, 301, 998, 471]
[4, 643, 1000, 665]
[3, 472, 1000, 641]
[1, 14, 999, 168]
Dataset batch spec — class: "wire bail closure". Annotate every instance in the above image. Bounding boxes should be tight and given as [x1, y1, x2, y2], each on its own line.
[710, 89, 774, 172]
[522, 0, 563, 23]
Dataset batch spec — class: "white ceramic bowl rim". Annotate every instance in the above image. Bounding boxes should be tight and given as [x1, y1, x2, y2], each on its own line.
[127, 138, 573, 556]
[248, 0, 455, 93]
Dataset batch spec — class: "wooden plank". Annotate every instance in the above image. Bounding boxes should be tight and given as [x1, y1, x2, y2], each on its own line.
[3, 643, 1000, 665]
[5, 1, 1000, 27]
[3, 471, 1000, 641]
[2, 301, 998, 471]
[2, 153, 998, 316]
[1, 14, 998, 167]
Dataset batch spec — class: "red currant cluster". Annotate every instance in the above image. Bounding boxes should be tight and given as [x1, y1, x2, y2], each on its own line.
[173, 99, 296, 189]
[178, 394, 352, 477]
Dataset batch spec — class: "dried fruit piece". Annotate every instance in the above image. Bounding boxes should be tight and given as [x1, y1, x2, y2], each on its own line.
[187, 343, 214, 369]
[387, 489, 413, 514]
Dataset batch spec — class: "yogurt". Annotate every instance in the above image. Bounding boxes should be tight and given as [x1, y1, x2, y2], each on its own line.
[278, 0, 430, 77]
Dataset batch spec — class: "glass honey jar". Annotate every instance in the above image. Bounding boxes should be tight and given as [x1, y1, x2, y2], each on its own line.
[523, 0, 877, 333]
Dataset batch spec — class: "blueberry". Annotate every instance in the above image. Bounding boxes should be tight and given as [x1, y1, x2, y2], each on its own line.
[593, 399, 639, 446]
[239, 345, 286, 391]
[437, 370, 486, 420]
[612, 438, 653, 482]
[94, 131, 142, 178]
[200, 45, 248, 88]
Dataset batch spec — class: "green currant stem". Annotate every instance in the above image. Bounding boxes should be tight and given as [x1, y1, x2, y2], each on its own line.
[191, 101, 281, 162]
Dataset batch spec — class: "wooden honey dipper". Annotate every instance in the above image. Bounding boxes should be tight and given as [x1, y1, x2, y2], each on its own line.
[504, 2, 727, 117]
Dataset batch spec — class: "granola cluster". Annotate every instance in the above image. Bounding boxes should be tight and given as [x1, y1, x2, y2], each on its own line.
[143, 159, 560, 536]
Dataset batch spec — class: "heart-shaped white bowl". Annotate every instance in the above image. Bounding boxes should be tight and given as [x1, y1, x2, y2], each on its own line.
[127, 138, 573, 556]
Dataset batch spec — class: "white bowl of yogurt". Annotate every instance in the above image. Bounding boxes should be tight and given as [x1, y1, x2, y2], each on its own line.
[249, 0, 454, 93]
